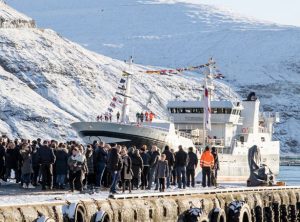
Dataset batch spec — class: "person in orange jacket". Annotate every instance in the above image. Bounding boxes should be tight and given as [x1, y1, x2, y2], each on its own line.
[149, 112, 155, 122]
[200, 146, 214, 187]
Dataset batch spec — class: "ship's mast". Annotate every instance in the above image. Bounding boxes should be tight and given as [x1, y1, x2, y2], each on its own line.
[121, 56, 134, 123]
[202, 58, 215, 146]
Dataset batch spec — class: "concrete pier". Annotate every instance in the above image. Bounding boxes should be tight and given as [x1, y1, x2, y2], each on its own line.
[1, 186, 300, 221]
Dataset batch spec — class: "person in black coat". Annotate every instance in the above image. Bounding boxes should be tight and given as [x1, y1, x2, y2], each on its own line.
[120, 149, 132, 193]
[140, 145, 150, 189]
[4, 141, 19, 182]
[107, 144, 122, 194]
[37, 141, 56, 190]
[211, 147, 220, 187]
[54, 144, 69, 189]
[94, 142, 108, 188]
[147, 145, 160, 190]
[162, 145, 175, 188]
[85, 144, 95, 188]
[175, 145, 188, 189]
[31, 141, 40, 186]
[186, 147, 198, 187]
[0, 141, 6, 181]
[131, 149, 143, 189]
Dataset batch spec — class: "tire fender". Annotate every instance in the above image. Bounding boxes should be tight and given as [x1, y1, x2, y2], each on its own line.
[210, 208, 227, 222]
[228, 201, 251, 222]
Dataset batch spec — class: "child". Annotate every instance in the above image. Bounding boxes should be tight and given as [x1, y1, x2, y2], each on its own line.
[156, 154, 169, 192]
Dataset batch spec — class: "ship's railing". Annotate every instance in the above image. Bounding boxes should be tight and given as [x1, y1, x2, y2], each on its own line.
[177, 130, 192, 139]
[258, 126, 269, 134]
[126, 122, 170, 132]
[208, 138, 224, 146]
[238, 117, 244, 124]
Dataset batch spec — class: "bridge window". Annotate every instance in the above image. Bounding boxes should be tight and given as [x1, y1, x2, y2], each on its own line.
[169, 107, 233, 114]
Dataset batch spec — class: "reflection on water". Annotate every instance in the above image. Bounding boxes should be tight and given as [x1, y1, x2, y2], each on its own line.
[278, 166, 300, 185]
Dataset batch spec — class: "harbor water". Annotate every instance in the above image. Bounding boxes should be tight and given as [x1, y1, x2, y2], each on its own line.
[278, 165, 300, 185]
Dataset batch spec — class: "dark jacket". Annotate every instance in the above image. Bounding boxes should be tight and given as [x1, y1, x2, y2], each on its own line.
[31, 145, 39, 167]
[94, 146, 108, 164]
[20, 149, 33, 175]
[0, 145, 5, 169]
[107, 148, 122, 172]
[121, 155, 132, 180]
[149, 150, 160, 168]
[141, 152, 150, 166]
[212, 152, 220, 170]
[86, 149, 94, 174]
[187, 151, 198, 170]
[5, 148, 19, 169]
[175, 149, 188, 167]
[156, 160, 169, 178]
[54, 148, 69, 175]
[131, 153, 143, 178]
[162, 149, 175, 167]
[37, 145, 56, 165]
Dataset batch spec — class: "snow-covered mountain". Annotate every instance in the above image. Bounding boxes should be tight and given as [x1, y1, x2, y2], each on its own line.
[0, 1, 239, 142]
[2, 0, 300, 153]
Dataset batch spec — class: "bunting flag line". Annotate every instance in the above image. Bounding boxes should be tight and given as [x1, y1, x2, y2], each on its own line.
[140, 61, 224, 79]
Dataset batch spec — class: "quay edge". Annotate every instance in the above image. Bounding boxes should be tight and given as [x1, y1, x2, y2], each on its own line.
[1, 186, 300, 222]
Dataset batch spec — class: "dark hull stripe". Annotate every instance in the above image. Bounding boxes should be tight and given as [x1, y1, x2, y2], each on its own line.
[79, 130, 168, 149]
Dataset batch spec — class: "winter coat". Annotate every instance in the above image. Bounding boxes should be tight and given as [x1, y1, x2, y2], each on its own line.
[187, 151, 198, 170]
[149, 150, 160, 168]
[141, 152, 150, 166]
[131, 154, 143, 179]
[20, 150, 33, 175]
[162, 149, 175, 167]
[175, 149, 188, 167]
[94, 146, 108, 164]
[5, 148, 19, 169]
[54, 148, 69, 175]
[107, 148, 122, 172]
[0, 145, 5, 169]
[68, 154, 86, 173]
[31, 145, 39, 167]
[37, 145, 56, 165]
[156, 160, 169, 178]
[86, 149, 94, 174]
[200, 151, 214, 168]
[212, 152, 220, 170]
[121, 155, 132, 180]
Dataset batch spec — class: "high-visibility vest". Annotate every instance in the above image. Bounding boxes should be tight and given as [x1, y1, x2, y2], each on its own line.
[200, 151, 214, 168]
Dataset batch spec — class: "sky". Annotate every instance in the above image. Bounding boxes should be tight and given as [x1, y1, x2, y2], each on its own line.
[189, 0, 300, 27]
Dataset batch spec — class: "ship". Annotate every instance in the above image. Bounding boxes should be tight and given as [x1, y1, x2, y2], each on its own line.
[71, 57, 195, 150]
[72, 58, 280, 182]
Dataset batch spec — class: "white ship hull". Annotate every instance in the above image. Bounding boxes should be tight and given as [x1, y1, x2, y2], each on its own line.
[71, 121, 194, 150]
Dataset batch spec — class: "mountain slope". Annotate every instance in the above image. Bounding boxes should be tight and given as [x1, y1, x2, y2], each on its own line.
[6, 0, 300, 153]
[0, 1, 239, 141]
[2, 1, 300, 152]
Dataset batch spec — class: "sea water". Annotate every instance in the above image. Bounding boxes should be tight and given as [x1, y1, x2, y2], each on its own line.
[278, 166, 300, 185]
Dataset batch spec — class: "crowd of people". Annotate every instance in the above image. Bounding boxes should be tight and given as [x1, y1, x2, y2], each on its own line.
[96, 111, 156, 124]
[0, 135, 219, 194]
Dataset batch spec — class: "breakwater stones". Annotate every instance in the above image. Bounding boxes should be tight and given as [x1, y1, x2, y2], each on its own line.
[1, 186, 300, 221]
